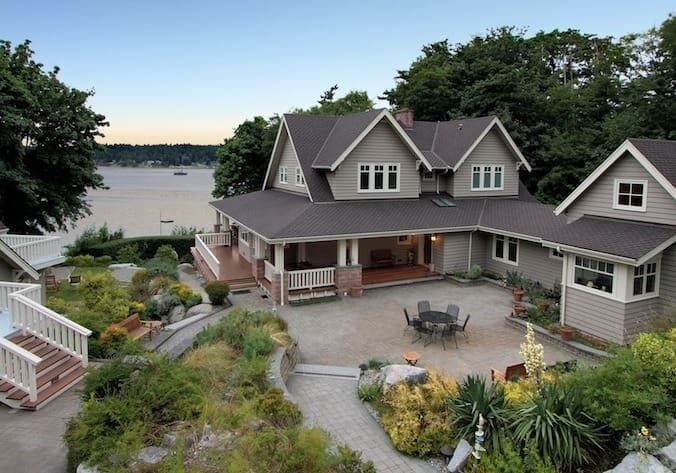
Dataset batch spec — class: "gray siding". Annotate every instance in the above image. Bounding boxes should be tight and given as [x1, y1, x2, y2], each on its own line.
[421, 173, 436, 193]
[565, 287, 625, 344]
[481, 234, 562, 288]
[326, 120, 420, 200]
[271, 131, 308, 195]
[624, 298, 662, 343]
[566, 152, 676, 225]
[439, 232, 471, 273]
[442, 172, 454, 196]
[453, 128, 520, 197]
[660, 244, 676, 307]
[358, 236, 417, 268]
[469, 232, 489, 269]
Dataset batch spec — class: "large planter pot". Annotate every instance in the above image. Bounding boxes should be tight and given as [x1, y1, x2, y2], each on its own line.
[560, 326, 574, 342]
[536, 301, 550, 311]
[512, 289, 524, 302]
[512, 304, 527, 317]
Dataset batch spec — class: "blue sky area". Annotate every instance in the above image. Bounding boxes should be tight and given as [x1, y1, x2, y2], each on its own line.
[3, 1, 674, 144]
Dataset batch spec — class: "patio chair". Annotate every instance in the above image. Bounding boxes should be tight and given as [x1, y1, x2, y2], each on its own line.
[446, 304, 459, 322]
[417, 300, 431, 314]
[453, 314, 470, 338]
[403, 308, 422, 333]
[412, 321, 433, 344]
[440, 323, 458, 350]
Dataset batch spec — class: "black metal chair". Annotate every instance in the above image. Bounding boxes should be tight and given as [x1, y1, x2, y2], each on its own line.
[446, 304, 460, 323]
[417, 300, 431, 315]
[412, 321, 433, 344]
[403, 308, 422, 333]
[440, 323, 459, 349]
[453, 314, 471, 338]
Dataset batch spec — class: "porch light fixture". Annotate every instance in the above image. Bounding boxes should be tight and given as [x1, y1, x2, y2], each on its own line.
[431, 234, 438, 242]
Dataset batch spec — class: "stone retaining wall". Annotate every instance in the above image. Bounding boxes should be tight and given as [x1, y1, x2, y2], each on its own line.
[268, 340, 300, 400]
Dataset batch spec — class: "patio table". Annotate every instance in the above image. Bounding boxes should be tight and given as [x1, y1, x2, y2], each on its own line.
[419, 311, 457, 350]
[419, 310, 454, 324]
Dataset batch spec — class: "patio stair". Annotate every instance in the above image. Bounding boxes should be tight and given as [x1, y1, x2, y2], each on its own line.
[228, 276, 258, 290]
[0, 333, 86, 410]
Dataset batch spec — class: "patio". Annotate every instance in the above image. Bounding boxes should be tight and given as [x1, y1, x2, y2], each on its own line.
[278, 280, 578, 379]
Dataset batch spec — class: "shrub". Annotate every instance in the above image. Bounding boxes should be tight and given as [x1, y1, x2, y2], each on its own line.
[503, 377, 538, 407]
[169, 282, 202, 307]
[357, 382, 380, 402]
[254, 388, 302, 428]
[631, 329, 676, 394]
[88, 235, 194, 261]
[467, 264, 482, 280]
[233, 354, 270, 394]
[154, 243, 178, 262]
[243, 328, 275, 359]
[145, 256, 179, 280]
[366, 357, 394, 370]
[96, 255, 112, 266]
[465, 438, 556, 473]
[83, 356, 141, 399]
[148, 275, 174, 295]
[66, 224, 124, 257]
[185, 292, 202, 308]
[46, 296, 69, 314]
[449, 375, 509, 452]
[620, 426, 662, 455]
[65, 254, 96, 267]
[129, 269, 152, 301]
[204, 280, 230, 305]
[116, 243, 141, 265]
[155, 294, 181, 317]
[78, 272, 132, 321]
[193, 309, 285, 350]
[510, 383, 606, 471]
[381, 371, 457, 457]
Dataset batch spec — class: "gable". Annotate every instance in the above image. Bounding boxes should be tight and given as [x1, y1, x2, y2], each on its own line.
[565, 152, 676, 225]
[264, 123, 310, 198]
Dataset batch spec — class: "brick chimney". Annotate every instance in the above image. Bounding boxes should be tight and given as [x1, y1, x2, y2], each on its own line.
[395, 107, 414, 128]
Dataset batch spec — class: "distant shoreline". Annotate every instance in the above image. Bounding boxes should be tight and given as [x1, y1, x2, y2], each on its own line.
[97, 164, 216, 169]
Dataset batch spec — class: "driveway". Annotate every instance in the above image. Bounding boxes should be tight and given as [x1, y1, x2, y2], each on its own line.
[279, 280, 576, 378]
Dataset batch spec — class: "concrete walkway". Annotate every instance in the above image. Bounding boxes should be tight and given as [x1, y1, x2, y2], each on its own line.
[287, 373, 437, 473]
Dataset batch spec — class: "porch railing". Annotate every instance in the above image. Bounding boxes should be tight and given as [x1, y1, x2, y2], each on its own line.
[0, 234, 63, 266]
[0, 282, 41, 310]
[264, 260, 277, 282]
[197, 232, 231, 248]
[0, 337, 40, 402]
[288, 267, 335, 291]
[195, 234, 221, 278]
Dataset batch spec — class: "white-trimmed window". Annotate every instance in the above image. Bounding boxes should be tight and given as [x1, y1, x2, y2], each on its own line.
[633, 261, 658, 297]
[493, 235, 518, 265]
[613, 179, 647, 211]
[295, 167, 305, 187]
[549, 248, 564, 260]
[240, 230, 249, 246]
[574, 256, 614, 294]
[358, 162, 399, 192]
[279, 166, 288, 184]
[422, 171, 435, 181]
[472, 165, 503, 191]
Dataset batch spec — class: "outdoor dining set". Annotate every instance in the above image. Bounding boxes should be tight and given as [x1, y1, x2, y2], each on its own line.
[403, 301, 470, 350]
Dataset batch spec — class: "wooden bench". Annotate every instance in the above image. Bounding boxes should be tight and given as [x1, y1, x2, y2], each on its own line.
[490, 362, 527, 383]
[370, 249, 395, 267]
[110, 314, 162, 341]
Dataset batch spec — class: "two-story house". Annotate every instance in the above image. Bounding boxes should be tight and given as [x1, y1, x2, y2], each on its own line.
[194, 108, 676, 345]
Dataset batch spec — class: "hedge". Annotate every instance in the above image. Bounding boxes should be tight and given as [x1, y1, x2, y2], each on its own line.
[87, 235, 194, 260]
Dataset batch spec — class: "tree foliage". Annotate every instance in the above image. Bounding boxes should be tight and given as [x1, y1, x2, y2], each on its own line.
[96, 143, 217, 167]
[384, 16, 676, 203]
[0, 40, 107, 232]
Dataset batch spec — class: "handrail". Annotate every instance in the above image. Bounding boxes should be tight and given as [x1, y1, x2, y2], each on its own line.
[195, 234, 220, 278]
[0, 337, 39, 402]
[0, 234, 63, 265]
[0, 282, 42, 310]
[264, 260, 277, 282]
[9, 294, 92, 336]
[288, 267, 335, 291]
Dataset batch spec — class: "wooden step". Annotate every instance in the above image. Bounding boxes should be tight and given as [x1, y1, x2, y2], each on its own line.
[6, 357, 80, 400]
[36, 351, 69, 374]
[7, 333, 33, 345]
[20, 367, 86, 409]
[34, 344, 58, 358]
[22, 337, 47, 352]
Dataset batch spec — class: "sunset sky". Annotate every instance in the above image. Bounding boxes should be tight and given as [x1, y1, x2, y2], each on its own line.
[3, 1, 674, 145]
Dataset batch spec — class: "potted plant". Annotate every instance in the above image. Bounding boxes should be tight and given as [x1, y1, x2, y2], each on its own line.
[559, 326, 574, 342]
[513, 303, 527, 317]
[512, 283, 524, 302]
[535, 297, 550, 311]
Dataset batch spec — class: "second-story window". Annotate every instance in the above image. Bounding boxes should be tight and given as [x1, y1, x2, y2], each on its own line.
[358, 162, 399, 192]
[279, 166, 288, 184]
[614, 179, 647, 211]
[472, 165, 503, 191]
[295, 167, 305, 187]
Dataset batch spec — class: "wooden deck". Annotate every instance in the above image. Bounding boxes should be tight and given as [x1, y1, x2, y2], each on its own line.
[193, 245, 257, 289]
[362, 264, 440, 286]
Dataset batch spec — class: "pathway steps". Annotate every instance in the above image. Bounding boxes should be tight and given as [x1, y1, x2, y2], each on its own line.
[293, 364, 361, 379]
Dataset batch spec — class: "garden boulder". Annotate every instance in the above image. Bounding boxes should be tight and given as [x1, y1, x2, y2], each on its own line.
[76, 464, 100, 473]
[135, 446, 169, 465]
[656, 440, 676, 470]
[178, 263, 194, 270]
[380, 364, 427, 391]
[447, 439, 472, 472]
[604, 452, 672, 473]
[168, 304, 186, 324]
[186, 303, 214, 318]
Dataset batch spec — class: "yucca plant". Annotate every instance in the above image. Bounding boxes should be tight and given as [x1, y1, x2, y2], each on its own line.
[510, 383, 606, 471]
[448, 375, 509, 451]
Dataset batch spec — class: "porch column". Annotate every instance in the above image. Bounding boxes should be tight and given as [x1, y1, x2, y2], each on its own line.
[417, 234, 425, 265]
[274, 244, 285, 271]
[337, 239, 347, 267]
[298, 242, 307, 263]
[350, 239, 359, 265]
[214, 210, 222, 233]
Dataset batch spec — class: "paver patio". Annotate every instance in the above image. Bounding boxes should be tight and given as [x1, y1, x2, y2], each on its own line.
[279, 280, 577, 379]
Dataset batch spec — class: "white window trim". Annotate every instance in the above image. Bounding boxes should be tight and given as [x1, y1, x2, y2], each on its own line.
[549, 248, 564, 260]
[295, 167, 305, 187]
[357, 162, 400, 193]
[471, 164, 504, 191]
[627, 258, 661, 302]
[422, 171, 435, 181]
[239, 230, 250, 246]
[279, 166, 288, 184]
[492, 234, 519, 266]
[612, 178, 647, 212]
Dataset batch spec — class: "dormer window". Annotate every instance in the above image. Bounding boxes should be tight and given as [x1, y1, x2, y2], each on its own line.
[279, 166, 288, 184]
[613, 179, 646, 211]
[422, 171, 434, 181]
[295, 167, 305, 187]
[472, 165, 503, 191]
[358, 162, 399, 192]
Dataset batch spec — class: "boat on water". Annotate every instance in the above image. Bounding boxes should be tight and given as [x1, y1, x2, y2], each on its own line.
[174, 167, 188, 175]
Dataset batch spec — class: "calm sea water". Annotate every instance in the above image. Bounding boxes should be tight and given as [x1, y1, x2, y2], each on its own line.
[54, 167, 217, 246]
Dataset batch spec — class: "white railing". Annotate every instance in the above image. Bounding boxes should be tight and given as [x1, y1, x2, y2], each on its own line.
[195, 234, 221, 278]
[197, 232, 231, 248]
[0, 282, 42, 311]
[264, 260, 277, 282]
[288, 267, 336, 291]
[0, 234, 63, 266]
[0, 337, 39, 402]
[9, 294, 91, 364]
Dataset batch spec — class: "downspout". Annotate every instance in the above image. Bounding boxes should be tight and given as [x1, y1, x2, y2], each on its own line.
[559, 248, 567, 326]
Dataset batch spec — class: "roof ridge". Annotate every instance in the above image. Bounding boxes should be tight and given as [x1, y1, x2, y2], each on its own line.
[477, 199, 488, 226]
[431, 121, 440, 155]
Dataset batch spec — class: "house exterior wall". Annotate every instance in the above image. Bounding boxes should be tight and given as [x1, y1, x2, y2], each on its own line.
[623, 297, 662, 343]
[438, 232, 471, 273]
[358, 236, 416, 267]
[271, 132, 308, 195]
[421, 173, 436, 193]
[469, 232, 489, 269]
[565, 152, 676, 225]
[0, 259, 12, 280]
[453, 129, 520, 197]
[326, 120, 420, 200]
[659, 244, 676, 308]
[565, 286, 625, 343]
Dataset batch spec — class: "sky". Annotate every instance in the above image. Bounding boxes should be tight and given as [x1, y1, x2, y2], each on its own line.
[3, 1, 674, 145]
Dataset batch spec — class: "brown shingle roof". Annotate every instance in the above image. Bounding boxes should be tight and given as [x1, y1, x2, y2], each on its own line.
[629, 138, 676, 189]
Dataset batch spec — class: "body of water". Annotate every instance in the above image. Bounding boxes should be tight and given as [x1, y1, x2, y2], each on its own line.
[54, 167, 217, 246]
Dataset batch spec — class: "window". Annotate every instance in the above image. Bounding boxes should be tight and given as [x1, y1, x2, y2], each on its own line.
[240, 230, 249, 245]
[574, 256, 614, 294]
[549, 248, 564, 260]
[422, 171, 435, 181]
[633, 261, 657, 297]
[493, 235, 518, 265]
[472, 165, 504, 190]
[279, 166, 288, 184]
[614, 179, 647, 211]
[295, 167, 305, 187]
[357, 162, 399, 192]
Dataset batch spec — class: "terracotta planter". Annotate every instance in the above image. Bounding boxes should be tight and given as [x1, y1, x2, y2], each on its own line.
[513, 304, 527, 317]
[560, 326, 574, 342]
[536, 301, 550, 311]
[512, 289, 524, 302]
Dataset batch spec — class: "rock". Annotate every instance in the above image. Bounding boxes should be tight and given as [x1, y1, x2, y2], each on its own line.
[186, 303, 214, 317]
[168, 304, 186, 324]
[380, 364, 428, 391]
[667, 418, 676, 437]
[248, 418, 268, 431]
[161, 432, 180, 448]
[108, 263, 138, 269]
[76, 464, 100, 473]
[604, 453, 672, 473]
[136, 446, 169, 465]
[447, 439, 472, 472]
[197, 424, 234, 451]
[121, 355, 150, 365]
[656, 440, 676, 470]
[178, 263, 194, 270]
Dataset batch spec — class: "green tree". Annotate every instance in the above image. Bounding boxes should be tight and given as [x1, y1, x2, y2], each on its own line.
[296, 85, 374, 116]
[0, 40, 107, 232]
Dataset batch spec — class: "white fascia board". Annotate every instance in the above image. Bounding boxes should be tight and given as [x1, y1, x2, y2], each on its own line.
[636, 233, 676, 266]
[0, 240, 39, 279]
[262, 117, 289, 190]
[540, 240, 636, 265]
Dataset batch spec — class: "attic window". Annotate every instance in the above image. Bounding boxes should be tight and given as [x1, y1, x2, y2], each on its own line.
[472, 165, 503, 191]
[358, 162, 399, 192]
[613, 179, 646, 211]
[431, 198, 456, 207]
